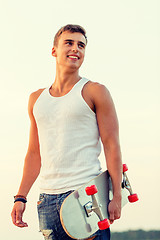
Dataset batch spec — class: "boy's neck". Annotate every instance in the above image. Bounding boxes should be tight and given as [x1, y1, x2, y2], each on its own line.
[52, 66, 81, 92]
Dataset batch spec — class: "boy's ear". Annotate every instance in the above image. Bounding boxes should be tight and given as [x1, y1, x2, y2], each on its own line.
[52, 47, 57, 57]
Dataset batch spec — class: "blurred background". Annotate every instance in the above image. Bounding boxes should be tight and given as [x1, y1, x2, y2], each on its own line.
[0, 0, 159, 239]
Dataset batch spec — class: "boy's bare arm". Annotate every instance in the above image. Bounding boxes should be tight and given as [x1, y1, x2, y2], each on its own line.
[90, 83, 122, 224]
[11, 91, 42, 227]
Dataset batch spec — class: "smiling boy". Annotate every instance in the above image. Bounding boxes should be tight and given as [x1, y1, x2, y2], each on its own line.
[11, 24, 122, 240]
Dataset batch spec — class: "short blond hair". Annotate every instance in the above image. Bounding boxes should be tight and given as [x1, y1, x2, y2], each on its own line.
[53, 24, 87, 46]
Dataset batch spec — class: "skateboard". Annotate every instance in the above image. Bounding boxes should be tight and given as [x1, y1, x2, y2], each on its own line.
[60, 164, 138, 239]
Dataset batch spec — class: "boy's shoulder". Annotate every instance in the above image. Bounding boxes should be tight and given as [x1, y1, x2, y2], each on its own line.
[28, 88, 46, 114]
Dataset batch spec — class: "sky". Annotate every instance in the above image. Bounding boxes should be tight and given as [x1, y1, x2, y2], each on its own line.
[0, 0, 160, 239]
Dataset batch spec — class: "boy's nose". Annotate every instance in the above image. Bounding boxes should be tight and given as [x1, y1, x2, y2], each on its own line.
[72, 44, 78, 52]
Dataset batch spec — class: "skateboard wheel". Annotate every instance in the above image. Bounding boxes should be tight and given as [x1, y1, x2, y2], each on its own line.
[98, 219, 110, 230]
[128, 193, 139, 203]
[123, 164, 128, 173]
[85, 185, 98, 195]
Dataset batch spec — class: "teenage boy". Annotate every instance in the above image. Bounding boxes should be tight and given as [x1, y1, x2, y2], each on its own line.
[11, 24, 122, 240]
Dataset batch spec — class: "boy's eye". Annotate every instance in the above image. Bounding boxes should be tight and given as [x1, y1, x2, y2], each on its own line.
[78, 44, 84, 48]
[66, 42, 72, 45]
[65, 41, 85, 49]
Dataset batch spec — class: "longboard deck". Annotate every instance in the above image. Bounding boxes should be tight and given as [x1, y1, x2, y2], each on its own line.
[60, 170, 129, 239]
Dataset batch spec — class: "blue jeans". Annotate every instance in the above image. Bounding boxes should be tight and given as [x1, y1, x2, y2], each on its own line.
[37, 192, 110, 240]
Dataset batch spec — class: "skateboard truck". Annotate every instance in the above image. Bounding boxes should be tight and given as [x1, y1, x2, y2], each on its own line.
[122, 164, 139, 202]
[84, 185, 110, 230]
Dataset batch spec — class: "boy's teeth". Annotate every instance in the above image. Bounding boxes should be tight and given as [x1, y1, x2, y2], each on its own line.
[69, 56, 78, 59]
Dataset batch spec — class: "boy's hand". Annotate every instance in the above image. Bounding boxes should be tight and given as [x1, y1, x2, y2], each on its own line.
[108, 196, 121, 224]
[11, 202, 28, 228]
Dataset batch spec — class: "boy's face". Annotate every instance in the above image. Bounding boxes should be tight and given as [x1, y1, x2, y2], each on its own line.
[52, 31, 87, 71]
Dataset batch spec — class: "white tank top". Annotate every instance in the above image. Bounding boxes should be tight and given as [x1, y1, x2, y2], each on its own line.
[33, 77, 102, 194]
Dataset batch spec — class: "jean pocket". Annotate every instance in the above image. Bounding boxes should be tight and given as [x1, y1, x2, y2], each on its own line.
[37, 194, 46, 208]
